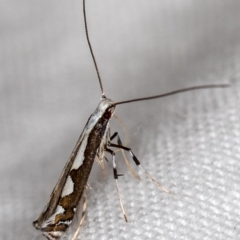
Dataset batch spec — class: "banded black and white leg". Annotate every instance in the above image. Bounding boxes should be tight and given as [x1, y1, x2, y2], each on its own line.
[105, 148, 128, 222]
[110, 132, 140, 179]
[109, 140, 170, 194]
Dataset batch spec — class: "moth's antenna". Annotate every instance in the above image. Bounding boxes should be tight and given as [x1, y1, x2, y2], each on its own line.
[115, 84, 229, 105]
[83, 0, 105, 97]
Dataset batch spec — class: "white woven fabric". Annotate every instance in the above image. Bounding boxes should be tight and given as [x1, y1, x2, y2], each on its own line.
[1, 1, 240, 240]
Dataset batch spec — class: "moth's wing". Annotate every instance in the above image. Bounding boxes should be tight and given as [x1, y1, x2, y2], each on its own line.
[34, 127, 88, 226]
[64, 189, 87, 240]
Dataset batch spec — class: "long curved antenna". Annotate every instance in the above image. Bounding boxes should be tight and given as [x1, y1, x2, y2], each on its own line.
[83, 0, 105, 97]
[115, 83, 229, 105]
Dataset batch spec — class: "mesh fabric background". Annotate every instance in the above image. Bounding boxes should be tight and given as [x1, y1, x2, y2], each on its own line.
[1, 0, 240, 239]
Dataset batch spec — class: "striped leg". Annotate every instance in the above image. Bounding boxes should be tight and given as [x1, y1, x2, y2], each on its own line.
[109, 143, 170, 193]
[109, 132, 140, 179]
[106, 148, 128, 222]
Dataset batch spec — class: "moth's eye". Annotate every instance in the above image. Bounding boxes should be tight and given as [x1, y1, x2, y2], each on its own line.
[104, 109, 112, 119]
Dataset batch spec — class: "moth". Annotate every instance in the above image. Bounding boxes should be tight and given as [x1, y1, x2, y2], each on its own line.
[33, 1, 229, 239]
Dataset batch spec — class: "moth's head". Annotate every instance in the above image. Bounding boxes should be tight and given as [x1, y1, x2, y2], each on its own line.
[98, 96, 116, 120]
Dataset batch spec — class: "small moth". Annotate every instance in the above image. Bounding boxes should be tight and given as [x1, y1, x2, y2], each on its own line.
[33, 1, 229, 239]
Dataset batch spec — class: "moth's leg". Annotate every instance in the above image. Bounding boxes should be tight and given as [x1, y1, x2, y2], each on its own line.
[95, 129, 111, 176]
[106, 148, 128, 222]
[109, 132, 140, 180]
[110, 132, 118, 141]
[95, 154, 106, 176]
[109, 143, 171, 193]
[71, 192, 87, 240]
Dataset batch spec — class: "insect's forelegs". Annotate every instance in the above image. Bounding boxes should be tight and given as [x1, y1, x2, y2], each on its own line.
[109, 132, 140, 179]
[109, 143, 171, 194]
[105, 148, 128, 222]
[110, 132, 118, 141]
